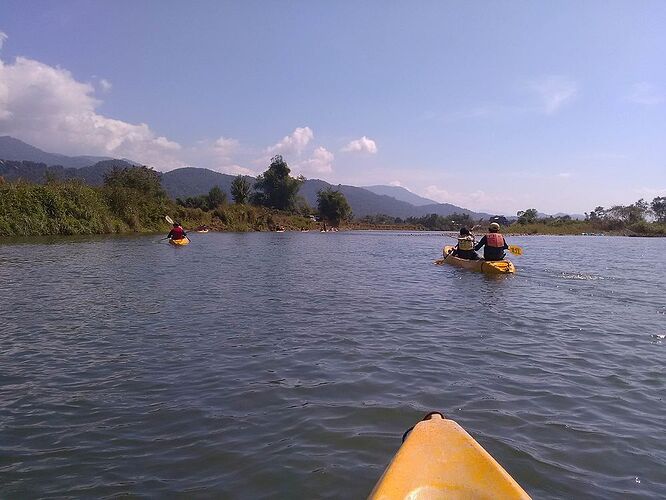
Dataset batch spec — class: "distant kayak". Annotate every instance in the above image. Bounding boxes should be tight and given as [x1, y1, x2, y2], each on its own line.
[196, 229, 209, 233]
[369, 412, 530, 499]
[169, 238, 190, 246]
[436, 245, 515, 274]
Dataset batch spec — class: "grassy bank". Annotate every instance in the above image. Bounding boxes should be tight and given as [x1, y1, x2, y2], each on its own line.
[504, 221, 666, 236]
[0, 175, 317, 237]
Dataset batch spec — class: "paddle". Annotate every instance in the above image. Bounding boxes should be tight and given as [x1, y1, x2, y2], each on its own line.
[508, 245, 523, 256]
[164, 215, 191, 243]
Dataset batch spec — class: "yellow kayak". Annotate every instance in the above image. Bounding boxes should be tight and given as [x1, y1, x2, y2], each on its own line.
[436, 245, 515, 274]
[169, 238, 190, 246]
[369, 412, 530, 499]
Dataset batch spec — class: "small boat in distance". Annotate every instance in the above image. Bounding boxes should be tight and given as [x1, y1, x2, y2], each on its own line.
[195, 225, 210, 233]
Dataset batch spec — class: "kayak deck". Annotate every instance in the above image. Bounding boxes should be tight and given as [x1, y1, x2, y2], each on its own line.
[436, 245, 515, 274]
[169, 238, 190, 246]
[369, 413, 530, 499]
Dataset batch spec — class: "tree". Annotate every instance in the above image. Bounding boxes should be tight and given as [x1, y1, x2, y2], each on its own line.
[207, 185, 227, 208]
[230, 175, 251, 204]
[585, 206, 606, 221]
[317, 187, 352, 226]
[177, 186, 227, 211]
[253, 155, 304, 211]
[606, 202, 646, 225]
[104, 166, 165, 198]
[651, 196, 666, 223]
[516, 208, 538, 224]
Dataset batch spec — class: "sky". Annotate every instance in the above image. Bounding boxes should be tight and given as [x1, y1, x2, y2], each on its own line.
[0, 0, 664, 214]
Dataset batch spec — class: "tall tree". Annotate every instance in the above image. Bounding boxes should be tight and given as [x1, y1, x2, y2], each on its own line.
[207, 185, 227, 208]
[230, 175, 251, 204]
[253, 155, 304, 211]
[516, 208, 538, 224]
[651, 196, 666, 223]
[317, 187, 352, 226]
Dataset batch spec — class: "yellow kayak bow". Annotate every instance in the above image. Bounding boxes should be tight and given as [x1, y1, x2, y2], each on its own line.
[369, 412, 530, 499]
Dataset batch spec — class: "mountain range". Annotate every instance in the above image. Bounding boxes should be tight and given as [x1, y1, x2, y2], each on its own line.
[0, 136, 494, 219]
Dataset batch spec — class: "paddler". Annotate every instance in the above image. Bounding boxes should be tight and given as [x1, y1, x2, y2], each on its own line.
[451, 227, 479, 260]
[474, 222, 509, 261]
[167, 222, 187, 241]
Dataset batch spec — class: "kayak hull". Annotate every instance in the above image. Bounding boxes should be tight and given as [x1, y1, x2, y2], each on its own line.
[437, 245, 515, 274]
[369, 413, 530, 499]
[169, 238, 190, 246]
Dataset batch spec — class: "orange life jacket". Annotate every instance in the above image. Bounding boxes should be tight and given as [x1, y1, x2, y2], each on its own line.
[486, 233, 505, 248]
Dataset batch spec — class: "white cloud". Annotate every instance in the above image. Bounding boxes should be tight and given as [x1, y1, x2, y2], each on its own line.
[389, 180, 403, 187]
[528, 76, 577, 114]
[211, 163, 254, 176]
[557, 172, 572, 178]
[342, 136, 378, 154]
[627, 82, 664, 105]
[422, 185, 516, 213]
[99, 78, 112, 92]
[296, 146, 334, 175]
[0, 31, 7, 50]
[0, 55, 184, 169]
[213, 136, 239, 156]
[267, 126, 313, 155]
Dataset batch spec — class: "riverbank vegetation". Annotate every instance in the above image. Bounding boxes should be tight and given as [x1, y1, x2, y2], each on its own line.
[0, 156, 333, 237]
[1, 153, 663, 237]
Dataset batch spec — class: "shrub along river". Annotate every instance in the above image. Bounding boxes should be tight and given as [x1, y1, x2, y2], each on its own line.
[1, 232, 664, 498]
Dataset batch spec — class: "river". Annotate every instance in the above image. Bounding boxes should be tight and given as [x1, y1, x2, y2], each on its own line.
[1, 232, 664, 498]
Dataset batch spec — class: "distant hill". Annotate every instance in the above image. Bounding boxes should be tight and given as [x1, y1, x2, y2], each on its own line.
[363, 185, 437, 206]
[161, 167, 240, 200]
[0, 136, 113, 168]
[0, 137, 492, 219]
[154, 168, 492, 219]
[300, 179, 491, 219]
[0, 159, 137, 185]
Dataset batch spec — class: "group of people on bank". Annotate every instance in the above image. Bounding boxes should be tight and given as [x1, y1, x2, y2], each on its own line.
[449, 222, 509, 261]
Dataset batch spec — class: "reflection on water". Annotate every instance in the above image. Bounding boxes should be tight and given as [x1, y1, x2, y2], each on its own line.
[1, 233, 664, 498]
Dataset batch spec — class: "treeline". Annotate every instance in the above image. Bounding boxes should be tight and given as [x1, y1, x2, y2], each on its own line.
[0, 167, 172, 236]
[359, 212, 474, 230]
[510, 197, 666, 235]
[175, 155, 352, 226]
[0, 155, 353, 237]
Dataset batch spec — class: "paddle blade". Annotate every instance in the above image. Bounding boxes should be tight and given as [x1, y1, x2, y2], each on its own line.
[508, 245, 523, 256]
[165, 215, 174, 224]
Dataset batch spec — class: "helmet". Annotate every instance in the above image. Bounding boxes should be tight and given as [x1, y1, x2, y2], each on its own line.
[489, 222, 500, 231]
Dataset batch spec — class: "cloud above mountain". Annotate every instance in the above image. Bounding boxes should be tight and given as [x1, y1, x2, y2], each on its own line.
[342, 136, 377, 154]
[266, 126, 314, 155]
[296, 146, 334, 175]
[0, 55, 185, 169]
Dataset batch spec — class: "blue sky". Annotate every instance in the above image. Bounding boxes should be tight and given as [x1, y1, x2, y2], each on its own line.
[0, 0, 664, 214]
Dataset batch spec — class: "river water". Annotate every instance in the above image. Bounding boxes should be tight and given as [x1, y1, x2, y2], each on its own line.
[1, 232, 664, 498]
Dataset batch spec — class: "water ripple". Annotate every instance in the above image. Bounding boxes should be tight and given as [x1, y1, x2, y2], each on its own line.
[0, 233, 665, 498]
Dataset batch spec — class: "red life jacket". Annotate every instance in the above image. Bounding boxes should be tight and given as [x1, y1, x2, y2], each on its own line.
[171, 226, 185, 239]
[486, 233, 505, 248]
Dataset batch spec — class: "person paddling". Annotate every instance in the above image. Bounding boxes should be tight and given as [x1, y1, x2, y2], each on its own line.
[474, 222, 509, 261]
[451, 227, 479, 260]
[167, 222, 187, 241]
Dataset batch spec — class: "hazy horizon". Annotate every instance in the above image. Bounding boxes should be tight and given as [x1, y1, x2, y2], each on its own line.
[0, 1, 664, 214]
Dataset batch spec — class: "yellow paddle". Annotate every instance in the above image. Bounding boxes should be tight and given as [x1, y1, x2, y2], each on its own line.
[508, 245, 523, 256]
